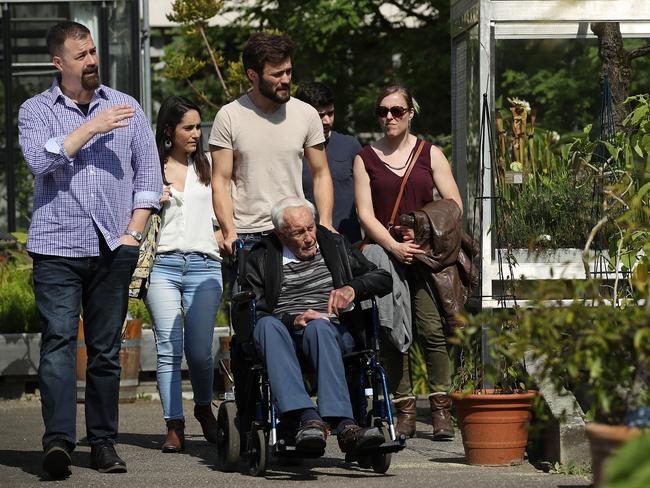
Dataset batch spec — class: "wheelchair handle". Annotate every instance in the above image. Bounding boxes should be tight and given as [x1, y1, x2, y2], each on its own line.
[231, 239, 244, 260]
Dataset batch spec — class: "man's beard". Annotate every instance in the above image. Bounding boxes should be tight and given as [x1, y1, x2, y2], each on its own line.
[259, 77, 290, 104]
[81, 67, 100, 90]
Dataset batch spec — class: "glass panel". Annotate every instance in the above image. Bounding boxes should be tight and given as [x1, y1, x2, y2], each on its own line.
[452, 24, 480, 238]
[107, 0, 137, 98]
[494, 38, 602, 251]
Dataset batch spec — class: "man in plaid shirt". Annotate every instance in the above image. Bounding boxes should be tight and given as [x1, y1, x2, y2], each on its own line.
[18, 20, 161, 479]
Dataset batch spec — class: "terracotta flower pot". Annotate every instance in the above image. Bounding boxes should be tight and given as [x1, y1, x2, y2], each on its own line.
[451, 389, 538, 466]
[585, 422, 641, 487]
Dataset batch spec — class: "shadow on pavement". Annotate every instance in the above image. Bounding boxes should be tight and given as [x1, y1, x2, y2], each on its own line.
[117, 432, 163, 451]
[0, 448, 91, 481]
[428, 456, 467, 464]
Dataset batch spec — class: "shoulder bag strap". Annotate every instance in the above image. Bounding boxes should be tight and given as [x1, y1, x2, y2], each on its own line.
[388, 139, 426, 227]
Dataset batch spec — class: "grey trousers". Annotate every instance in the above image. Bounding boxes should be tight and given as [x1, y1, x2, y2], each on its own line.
[253, 316, 354, 418]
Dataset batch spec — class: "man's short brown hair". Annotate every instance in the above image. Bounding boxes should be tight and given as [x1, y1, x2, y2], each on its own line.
[242, 32, 294, 76]
[46, 21, 91, 57]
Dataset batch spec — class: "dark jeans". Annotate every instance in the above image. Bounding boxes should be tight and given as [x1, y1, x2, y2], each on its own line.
[32, 244, 139, 449]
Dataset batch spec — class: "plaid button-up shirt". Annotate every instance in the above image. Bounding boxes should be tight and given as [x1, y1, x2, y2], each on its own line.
[18, 79, 162, 257]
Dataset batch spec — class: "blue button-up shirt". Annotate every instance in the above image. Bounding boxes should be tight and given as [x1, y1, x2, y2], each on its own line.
[18, 79, 162, 257]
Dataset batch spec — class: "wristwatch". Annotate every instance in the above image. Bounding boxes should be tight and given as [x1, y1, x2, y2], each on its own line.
[125, 229, 143, 243]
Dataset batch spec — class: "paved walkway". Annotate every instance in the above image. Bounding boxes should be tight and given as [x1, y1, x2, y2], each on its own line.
[0, 398, 591, 487]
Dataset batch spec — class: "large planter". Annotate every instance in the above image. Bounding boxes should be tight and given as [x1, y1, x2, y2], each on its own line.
[585, 422, 642, 487]
[76, 319, 142, 403]
[451, 389, 538, 466]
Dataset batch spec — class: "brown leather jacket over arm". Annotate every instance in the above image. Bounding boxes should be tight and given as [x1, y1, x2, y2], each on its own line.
[399, 199, 480, 327]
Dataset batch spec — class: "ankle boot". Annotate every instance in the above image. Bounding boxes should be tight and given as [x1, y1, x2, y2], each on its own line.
[194, 403, 218, 444]
[162, 419, 185, 453]
[393, 397, 417, 438]
[429, 393, 455, 440]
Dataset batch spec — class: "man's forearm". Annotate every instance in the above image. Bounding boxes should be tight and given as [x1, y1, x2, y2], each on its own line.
[63, 120, 97, 158]
[312, 171, 334, 228]
[212, 181, 236, 239]
[128, 208, 152, 233]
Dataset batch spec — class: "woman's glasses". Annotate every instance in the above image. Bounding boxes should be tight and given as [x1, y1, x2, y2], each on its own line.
[375, 106, 409, 118]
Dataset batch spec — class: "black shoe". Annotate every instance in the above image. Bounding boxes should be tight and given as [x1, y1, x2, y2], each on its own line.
[294, 420, 327, 453]
[90, 441, 127, 473]
[337, 425, 384, 453]
[43, 440, 72, 479]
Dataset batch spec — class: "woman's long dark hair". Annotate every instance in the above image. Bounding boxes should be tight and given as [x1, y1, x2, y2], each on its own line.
[155, 96, 211, 186]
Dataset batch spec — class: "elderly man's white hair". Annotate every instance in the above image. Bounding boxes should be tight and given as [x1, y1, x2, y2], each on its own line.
[271, 196, 316, 230]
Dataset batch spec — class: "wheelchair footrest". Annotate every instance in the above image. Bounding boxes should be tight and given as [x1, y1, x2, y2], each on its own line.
[271, 439, 325, 459]
[345, 439, 406, 460]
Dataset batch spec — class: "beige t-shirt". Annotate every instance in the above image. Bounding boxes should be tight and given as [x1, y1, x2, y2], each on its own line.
[209, 94, 325, 233]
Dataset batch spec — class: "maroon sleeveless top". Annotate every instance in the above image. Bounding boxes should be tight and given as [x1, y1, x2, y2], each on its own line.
[359, 139, 435, 229]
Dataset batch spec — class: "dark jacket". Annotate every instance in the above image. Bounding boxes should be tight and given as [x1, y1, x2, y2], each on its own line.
[243, 225, 392, 330]
[399, 199, 480, 327]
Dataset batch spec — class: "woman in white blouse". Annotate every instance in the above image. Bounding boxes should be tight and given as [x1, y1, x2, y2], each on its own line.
[146, 96, 222, 453]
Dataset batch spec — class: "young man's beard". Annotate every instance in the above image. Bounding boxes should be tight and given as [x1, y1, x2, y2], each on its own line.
[259, 77, 290, 104]
[81, 68, 100, 90]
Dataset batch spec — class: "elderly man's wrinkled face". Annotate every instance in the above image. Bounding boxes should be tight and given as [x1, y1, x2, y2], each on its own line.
[277, 206, 318, 260]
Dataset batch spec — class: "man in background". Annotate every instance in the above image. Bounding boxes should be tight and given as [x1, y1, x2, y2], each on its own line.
[296, 82, 362, 243]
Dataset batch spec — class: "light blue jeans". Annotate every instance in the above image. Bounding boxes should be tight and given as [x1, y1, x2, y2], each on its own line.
[145, 252, 222, 421]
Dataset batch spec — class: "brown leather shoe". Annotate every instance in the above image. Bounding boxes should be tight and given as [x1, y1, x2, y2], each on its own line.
[429, 393, 455, 440]
[194, 403, 218, 444]
[162, 419, 185, 453]
[337, 424, 384, 453]
[394, 397, 417, 438]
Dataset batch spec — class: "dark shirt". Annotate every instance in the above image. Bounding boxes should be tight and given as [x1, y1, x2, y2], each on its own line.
[76, 102, 90, 116]
[358, 139, 435, 229]
[302, 130, 362, 243]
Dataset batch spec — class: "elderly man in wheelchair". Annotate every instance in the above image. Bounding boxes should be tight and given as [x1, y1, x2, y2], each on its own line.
[242, 196, 393, 456]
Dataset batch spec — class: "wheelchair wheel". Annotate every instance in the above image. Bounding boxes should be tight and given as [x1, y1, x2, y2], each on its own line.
[216, 401, 240, 472]
[247, 424, 268, 477]
[371, 426, 392, 474]
[356, 455, 372, 469]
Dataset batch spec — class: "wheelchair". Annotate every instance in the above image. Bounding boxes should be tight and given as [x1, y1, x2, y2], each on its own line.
[215, 240, 406, 476]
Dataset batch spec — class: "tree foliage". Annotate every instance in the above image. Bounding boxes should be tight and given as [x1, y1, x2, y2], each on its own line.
[155, 0, 451, 138]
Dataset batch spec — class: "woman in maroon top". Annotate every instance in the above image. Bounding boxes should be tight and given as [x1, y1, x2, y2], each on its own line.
[354, 85, 462, 441]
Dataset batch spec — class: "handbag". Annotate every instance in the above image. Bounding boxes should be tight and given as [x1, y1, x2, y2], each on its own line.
[128, 210, 162, 299]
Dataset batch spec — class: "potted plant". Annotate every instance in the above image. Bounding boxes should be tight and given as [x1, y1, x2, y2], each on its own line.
[498, 94, 650, 485]
[0, 247, 42, 379]
[450, 316, 539, 466]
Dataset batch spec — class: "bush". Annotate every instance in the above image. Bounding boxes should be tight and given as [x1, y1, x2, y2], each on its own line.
[0, 253, 40, 333]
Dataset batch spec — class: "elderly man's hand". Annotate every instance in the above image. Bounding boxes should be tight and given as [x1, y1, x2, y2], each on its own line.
[327, 285, 355, 317]
[294, 309, 328, 329]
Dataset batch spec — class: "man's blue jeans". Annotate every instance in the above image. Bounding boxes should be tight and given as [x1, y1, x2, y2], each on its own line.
[253, 316, 355, 418]
[32, 244, 139, 450]
[144, 252, 222, 420]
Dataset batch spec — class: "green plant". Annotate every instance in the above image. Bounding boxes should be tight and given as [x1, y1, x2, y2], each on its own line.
[410, 342, 428, 396]
[503, 295, 648, 424]
[450, 314, 532, 394]
[0, 251, 40, 333]
[549, 460, 592, 477]
[128, 298, 152, 325]
[495, 99, 606, 250]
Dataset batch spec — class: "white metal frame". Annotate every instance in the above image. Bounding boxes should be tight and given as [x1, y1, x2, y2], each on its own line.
[451, 0, 650, 309]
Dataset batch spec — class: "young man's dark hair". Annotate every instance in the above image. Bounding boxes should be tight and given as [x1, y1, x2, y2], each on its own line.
[242, 32, 294, 76]
[46, 21, 91, 57]
[295, 82, 335, 108]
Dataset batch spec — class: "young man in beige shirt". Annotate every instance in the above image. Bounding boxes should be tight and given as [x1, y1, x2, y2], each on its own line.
[210, 32, 334, 255]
